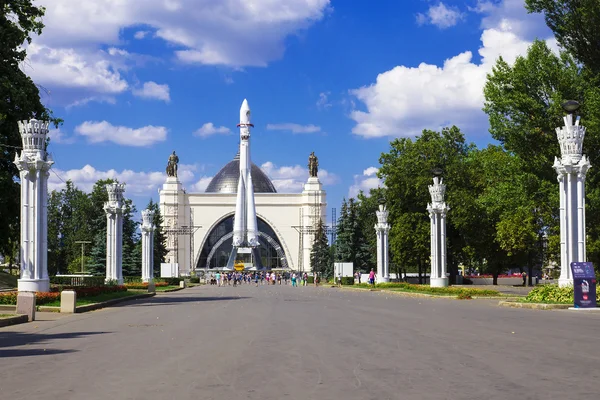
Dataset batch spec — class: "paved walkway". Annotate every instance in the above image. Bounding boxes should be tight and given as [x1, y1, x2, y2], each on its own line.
[1, 284, 599, 400]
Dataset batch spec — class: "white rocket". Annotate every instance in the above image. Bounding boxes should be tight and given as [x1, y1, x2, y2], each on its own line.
[232, 99, 259, 248]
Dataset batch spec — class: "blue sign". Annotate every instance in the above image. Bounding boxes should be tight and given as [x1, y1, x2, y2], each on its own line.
[570, 262, 597, 308]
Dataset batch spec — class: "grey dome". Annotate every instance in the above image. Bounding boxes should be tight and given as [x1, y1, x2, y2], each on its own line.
[205, 153, 277, 193]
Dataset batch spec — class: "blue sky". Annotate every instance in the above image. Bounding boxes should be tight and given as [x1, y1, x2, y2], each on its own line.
[26, 0, 554, 219]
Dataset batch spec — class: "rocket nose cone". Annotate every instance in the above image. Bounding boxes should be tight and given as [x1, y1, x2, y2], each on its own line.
[240, 99, 251, 124]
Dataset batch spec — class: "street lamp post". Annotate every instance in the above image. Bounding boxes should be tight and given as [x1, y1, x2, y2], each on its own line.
[75, 241, 91, 274]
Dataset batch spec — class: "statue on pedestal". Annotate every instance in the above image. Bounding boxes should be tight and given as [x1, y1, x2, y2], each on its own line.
[166, 151, 179, 177]
[308, 152, 319, 177]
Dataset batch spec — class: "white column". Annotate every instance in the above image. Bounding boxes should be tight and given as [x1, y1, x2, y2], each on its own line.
[14, 119, 54, 292]
[374, 205, 390, 282]
[428, 177, 449, 287]
[554, 112, 590, 287]
[141, 209, 155, 282]
[105, 183, 126, 284]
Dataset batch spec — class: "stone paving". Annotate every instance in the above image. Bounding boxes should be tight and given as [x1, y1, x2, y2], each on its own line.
[1, 284, 599, 400]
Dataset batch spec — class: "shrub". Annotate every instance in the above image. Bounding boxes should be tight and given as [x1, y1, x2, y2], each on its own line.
[162, 277, 183, 285]
[0, 286, 127, 306]
[525, 285, 575, 304]
[307, 276, 315, 284]
[0, 292, 17, 305]
[457, 292, 472, 300]
[340, 277, 354, 285]
[354, 282, 500, 296]
[189, 277, 200, 283]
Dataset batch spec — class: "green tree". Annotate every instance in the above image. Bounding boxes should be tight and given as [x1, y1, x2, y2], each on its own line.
[0, 1, 61, 258]
[526, 0, 600, 75]
[378, 126, 472, 283]
[310, 219, 331, 278]
[88, 230, 106, 276]
[483, 39, 600, 269]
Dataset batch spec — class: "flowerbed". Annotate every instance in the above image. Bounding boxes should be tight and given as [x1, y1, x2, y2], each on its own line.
[525, 284, 599, 304]
[125, 282, 169, 289]
[355, 282, 501, 297]
[0, 285, 127, 306]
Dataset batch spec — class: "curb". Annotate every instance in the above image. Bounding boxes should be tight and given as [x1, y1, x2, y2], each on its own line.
[0, 314, 28, 328]
[498, 301, 571, 310]
[0, 293, 156, 314]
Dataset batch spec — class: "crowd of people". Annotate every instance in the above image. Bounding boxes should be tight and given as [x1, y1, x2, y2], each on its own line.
[208, 271, 316, 287]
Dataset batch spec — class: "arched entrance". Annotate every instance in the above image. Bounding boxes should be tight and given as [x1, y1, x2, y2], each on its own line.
[196, 215, 289, 270]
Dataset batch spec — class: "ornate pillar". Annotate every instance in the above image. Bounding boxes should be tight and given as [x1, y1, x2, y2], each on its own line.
[553, 104, 590, 287]
[14, 119, 54, 292]
[141, 209, 155, 282]
[375, 205, 390, 282]
[427, 177, 449, 287]
[104, 183, 126, 284]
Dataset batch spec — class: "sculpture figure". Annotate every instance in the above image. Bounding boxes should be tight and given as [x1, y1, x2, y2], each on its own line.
[166, 151, 179, 177]
[308, 152, 319, 177]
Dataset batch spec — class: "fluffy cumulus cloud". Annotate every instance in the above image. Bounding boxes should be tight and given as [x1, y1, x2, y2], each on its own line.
[48, 163, 199, 196]
[348, 167, 382, 198]
[350, 0, 552, 138]
[75, 121, 168, 146]
[266, 123, 321, 134]
[193, 123, 232, 138]
[23, 0, 330, 104]
[416, 2, 464, 29]
[261, 161, 338, 192]
[132, 81, 171, 102]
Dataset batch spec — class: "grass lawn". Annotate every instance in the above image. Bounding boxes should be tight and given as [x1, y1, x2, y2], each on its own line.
[0, 314, 16, 318]
[0, 271, 18, 289]
[43, 290, 141, 307]
[352, 283, 502, 297]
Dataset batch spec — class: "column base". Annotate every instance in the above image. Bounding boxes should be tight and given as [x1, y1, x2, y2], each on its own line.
[18, 278, 50, 293]
[430, 277, 449, 288]
[379, 276, 389, 283]
[558, 278, 573, 287]
[105, 278, 124, 285]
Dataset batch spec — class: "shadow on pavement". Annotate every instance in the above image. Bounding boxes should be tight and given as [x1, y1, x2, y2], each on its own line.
[0, 331, 109, 358]
[129, 296, 250, 307]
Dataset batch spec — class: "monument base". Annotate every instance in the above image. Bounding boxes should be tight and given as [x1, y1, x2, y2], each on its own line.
[430, 277, 449, 288]
[18, 278, 50, 293]
[558, 278, 573, 288]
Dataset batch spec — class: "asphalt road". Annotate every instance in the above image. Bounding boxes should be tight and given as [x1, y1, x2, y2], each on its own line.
[1, 284, 600, 400]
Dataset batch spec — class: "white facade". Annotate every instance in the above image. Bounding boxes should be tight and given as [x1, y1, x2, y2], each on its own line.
[375, 205, 390, 282]
[159, 173, 326, 275]
[553, 112, 590, 287]
[428, 177, 449, 288]
[14, 119, 54, 292]
[105, 183, 125, 284]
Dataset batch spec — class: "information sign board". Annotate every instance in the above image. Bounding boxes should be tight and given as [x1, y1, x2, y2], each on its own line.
[570, 262, 597, 308]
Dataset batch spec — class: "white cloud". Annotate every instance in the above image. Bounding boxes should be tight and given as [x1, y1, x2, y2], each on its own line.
[134, 31, 150, 39]
[48, 163, 199, 196]
[416, 3, 464, 29]
[132, 81, 171, 102]
[266, 123, 321, 134]
[193, 123, 232, 138]
[350, 0, 550, 138]
[316, 92, 332, 109]
[75, 121, 168, 146]
[23, 0, 330, 104]
[23, 44, 129, 99]
[47, 128, 75, 144]
[261, 161, 338, 192]
[348, 167, 383, 198]
[191, 176, 214, 192]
